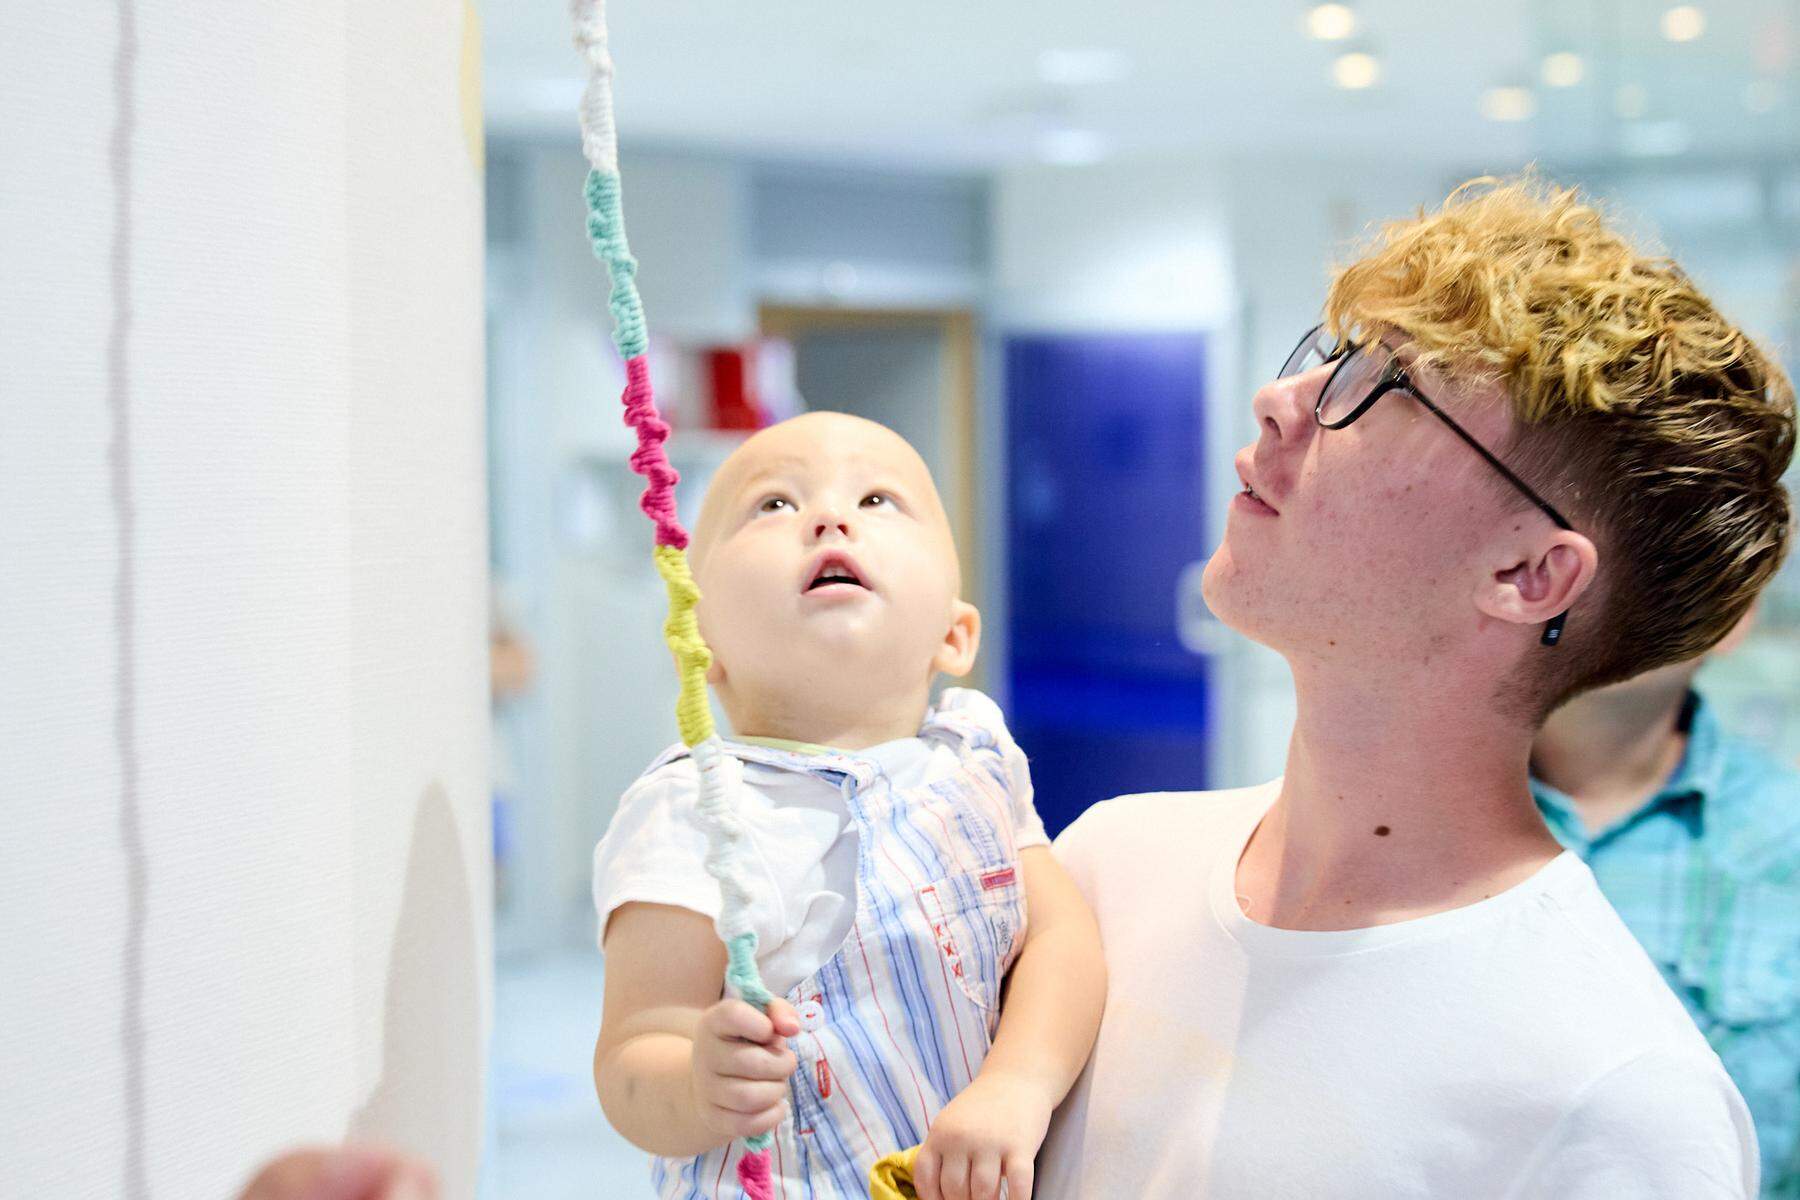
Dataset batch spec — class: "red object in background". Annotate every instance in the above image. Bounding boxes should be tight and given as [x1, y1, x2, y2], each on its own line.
[705, 347, 767, 430]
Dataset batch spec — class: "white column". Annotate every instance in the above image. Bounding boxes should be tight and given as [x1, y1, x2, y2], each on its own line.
[0, 2, 490, 1196]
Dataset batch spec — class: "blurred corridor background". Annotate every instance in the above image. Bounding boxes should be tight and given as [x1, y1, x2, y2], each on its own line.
[473, 2, 1800, 1196]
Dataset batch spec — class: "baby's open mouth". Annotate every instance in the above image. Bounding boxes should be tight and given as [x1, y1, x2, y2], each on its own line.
[806, 553, 868, 591]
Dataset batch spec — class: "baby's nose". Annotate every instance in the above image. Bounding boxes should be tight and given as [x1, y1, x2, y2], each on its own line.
[812, 519, 851, 539]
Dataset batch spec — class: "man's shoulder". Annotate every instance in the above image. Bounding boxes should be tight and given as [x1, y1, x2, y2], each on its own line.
[1054, 780, 1279, 866]
[1519, 860, 1735, 1061]
[1524, 1046, 1757, 1197]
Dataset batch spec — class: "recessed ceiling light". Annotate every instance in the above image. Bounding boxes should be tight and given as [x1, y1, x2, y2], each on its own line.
[1614, 83, 1651, 119]
[1037, 48, 1131, 87]
[1306, 4, 1358, 41]
[1661, 6, 1705, 42]
[1037, 128, 1107, 166]
[1541, 52, 1585, 88]
[1480, 86, 1537, 122]
[1331, 51, 1381, 90]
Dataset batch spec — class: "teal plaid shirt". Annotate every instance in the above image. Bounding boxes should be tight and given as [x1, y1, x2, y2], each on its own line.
[1534, 692, 1800, 1197]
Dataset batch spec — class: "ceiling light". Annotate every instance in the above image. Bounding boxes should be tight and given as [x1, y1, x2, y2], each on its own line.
[1614, 83, 1650, 119]
[1661, 6, 1705, 42]
[1479, 86, 1536, 122]
[1037, 128, 1107, 165]
[1620, 120, 1691, 157]
[1037, 48, 1131, 87]
[1744, 80, 1779, 113]
[1540, 52, 1585, 88]
[1306, 4, 1358, 41]
[1331, 51, 1381, 90]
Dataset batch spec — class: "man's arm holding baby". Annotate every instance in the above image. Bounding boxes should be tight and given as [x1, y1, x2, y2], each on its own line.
[915, 846, 1107, 1200]
[593, 902, 800, 1158]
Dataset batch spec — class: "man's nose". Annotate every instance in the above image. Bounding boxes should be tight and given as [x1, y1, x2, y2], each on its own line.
[1250, 372, 1320, 451]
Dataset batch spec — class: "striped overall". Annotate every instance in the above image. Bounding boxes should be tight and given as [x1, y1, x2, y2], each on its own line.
[650, 704, 1032, 1200]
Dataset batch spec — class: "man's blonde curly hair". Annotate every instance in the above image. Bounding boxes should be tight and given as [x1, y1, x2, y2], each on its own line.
[1323, 174, 1795, 716]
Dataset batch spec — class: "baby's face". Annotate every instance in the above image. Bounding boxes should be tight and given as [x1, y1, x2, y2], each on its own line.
[690, 413, 975, 722]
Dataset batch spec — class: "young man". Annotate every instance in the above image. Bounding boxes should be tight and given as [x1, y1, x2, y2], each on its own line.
[1532, 625, 1800, 1197]
[1035, 178, 1795, 1199]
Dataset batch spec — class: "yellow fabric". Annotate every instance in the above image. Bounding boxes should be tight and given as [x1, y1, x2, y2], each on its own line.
[653, 543, 715, 747]
[868, 1145, 921, 1200]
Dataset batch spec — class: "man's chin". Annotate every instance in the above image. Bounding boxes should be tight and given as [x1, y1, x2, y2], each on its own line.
[1200, 552, 1281, 645]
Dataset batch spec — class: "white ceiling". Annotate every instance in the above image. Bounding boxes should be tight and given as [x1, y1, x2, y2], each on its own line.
[483, 1, 1799, 173]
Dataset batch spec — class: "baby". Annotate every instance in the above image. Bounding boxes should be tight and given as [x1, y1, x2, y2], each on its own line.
[592, 412, 1106, 1200]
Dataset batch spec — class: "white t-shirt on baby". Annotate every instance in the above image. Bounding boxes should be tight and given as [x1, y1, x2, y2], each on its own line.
[1035, 781, 1759, 1200]
[591, 689, 1048, 996]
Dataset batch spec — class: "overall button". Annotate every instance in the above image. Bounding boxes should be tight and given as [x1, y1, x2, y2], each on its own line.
[796, 999, 825, 1031]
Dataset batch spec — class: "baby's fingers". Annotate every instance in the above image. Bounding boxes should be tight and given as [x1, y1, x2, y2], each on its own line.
[1003, 1154, 1034, 1200]
[720, 1040, 798, 1082]
[938, 1152, 972, 1200]
[701, 1077, 787, 1116]
[912, 1144, 942, 1200]
[969, 1150, 1003, 1200]
[704, 1097, 788, 1140]
[763, 996, 800, 1039]
[704, 1000, 778, 1045]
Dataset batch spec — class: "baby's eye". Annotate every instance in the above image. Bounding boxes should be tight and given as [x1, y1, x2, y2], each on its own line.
[758, 496, 794, 514]
[860, 493, 891, 509]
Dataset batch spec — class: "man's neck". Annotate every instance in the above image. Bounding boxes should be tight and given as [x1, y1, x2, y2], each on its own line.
[1237, 662, 1563, 931]
[1530, 671, 1693, 836]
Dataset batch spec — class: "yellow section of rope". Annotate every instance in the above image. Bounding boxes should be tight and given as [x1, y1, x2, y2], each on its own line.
[653, 543, 715, 748]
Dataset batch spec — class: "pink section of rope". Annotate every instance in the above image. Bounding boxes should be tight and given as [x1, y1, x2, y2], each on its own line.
[737, 1149, 775, 1200]
[621, 354, 689, 549]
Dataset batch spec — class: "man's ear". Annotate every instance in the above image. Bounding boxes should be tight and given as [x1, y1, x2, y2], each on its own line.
[932, 601, 982, 678]
[1476, 529, 1599, 631]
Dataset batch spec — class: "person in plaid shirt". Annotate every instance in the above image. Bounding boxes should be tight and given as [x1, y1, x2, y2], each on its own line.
[1534, 619, 1800, 1197]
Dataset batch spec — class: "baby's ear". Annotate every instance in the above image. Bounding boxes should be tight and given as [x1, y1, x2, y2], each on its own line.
[932, 601, 981, 678]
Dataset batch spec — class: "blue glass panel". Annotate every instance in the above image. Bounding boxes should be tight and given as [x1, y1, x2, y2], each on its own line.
[1005, 333, 1212, 835]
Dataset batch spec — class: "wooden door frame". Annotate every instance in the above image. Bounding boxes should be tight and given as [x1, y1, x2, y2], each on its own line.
[757, 305, 983, 674]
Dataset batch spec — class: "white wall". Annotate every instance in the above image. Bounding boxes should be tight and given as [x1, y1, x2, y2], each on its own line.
[0, 3, 490, 1196]
[992, 159, 1236, 333]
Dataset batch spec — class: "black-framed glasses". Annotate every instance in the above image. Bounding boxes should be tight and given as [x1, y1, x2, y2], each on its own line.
[1281, 324, 1575, 647]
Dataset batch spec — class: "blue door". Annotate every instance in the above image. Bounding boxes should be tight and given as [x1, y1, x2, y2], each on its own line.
[1004, 333, 1212, 836]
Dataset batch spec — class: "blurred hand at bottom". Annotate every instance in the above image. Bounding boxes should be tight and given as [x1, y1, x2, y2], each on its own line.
[238, 1145, 440, 1200]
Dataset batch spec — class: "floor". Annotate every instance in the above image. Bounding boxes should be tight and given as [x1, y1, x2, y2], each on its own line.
[484, 945, 657, 1200]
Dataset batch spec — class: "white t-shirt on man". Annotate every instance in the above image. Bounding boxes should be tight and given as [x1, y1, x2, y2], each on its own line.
[1035, 781, 1758, 1199]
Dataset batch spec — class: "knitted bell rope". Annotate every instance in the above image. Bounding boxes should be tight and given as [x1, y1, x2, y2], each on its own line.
[571, 2, 777, 1193]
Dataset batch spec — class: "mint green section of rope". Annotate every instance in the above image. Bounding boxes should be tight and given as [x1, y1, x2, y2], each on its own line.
[727, 931, 776, 1151]
[726, 931, 774, 1007]
[583, 169, 650, 360]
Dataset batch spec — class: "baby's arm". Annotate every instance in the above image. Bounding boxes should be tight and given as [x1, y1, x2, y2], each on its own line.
[915, 846, 1106, 1200]
[593, 901, 801, 1158]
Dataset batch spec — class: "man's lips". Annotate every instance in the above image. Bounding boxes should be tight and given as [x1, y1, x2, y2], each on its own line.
[1234, 448, 1281, 515]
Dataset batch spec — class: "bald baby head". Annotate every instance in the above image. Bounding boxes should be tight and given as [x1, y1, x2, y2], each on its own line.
[690, 412, 961, 590]
[683, 411, 981, 748]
